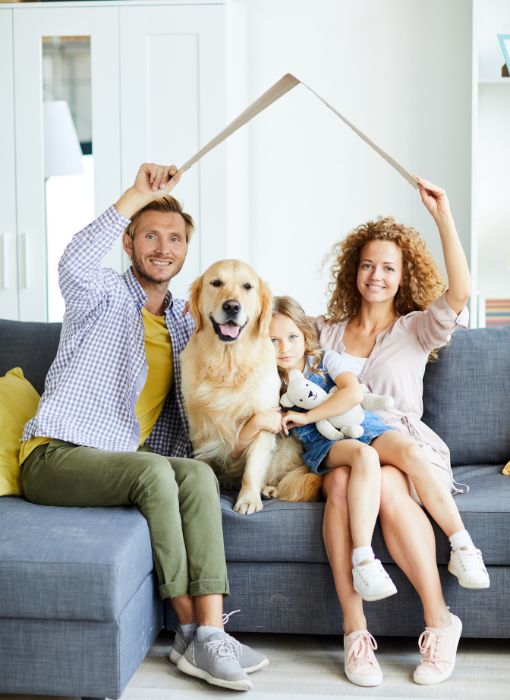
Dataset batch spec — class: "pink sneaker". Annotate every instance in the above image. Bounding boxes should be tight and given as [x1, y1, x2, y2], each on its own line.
[413, 613, 462, 685]
[343, 630, 383, 687]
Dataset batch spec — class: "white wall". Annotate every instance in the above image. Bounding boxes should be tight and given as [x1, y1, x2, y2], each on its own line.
[236, 0, 472, 316]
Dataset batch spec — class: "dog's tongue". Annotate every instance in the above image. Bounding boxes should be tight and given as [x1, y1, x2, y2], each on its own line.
[219, 322, 240, 338]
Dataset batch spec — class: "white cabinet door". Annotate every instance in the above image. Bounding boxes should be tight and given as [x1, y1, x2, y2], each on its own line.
[4, 1, 247, 320]
[119, 3, 233, 300]
[13, 4, 122, 321]
[0, 10, 19, 320]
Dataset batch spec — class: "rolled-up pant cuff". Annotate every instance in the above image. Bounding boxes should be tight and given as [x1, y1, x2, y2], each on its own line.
[159, 578, 190, 599]
[160, 577, 230, 599]
[190, 578, 230, 597]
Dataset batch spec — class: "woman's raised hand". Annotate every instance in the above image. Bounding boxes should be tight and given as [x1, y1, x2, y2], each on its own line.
[415, 176, 453, 224]
[415, 176, 470, 310]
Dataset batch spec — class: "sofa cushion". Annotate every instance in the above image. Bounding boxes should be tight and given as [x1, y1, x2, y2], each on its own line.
[0, 368, 40, 496]
[0, 497, 154, 622]
[221, 464, 510, 566]
[0, 320, 61, 396]
[423, 327, 510, 466]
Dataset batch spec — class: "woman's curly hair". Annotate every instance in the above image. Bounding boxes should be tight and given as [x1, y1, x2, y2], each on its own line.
[327, 216, 445, 323]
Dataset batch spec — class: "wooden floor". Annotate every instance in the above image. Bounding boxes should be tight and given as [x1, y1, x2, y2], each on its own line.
[2, 631, 509, 700]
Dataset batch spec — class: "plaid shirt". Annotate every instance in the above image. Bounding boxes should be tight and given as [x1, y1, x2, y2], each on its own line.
[23, 206, 194, 457]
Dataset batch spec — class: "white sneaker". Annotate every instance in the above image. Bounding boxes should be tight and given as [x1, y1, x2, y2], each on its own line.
[352, 558, 397, 602]
[448, 548, 490, 589]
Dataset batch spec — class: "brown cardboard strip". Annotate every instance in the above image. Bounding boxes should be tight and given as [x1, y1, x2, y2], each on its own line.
[177, 73, 417, 189]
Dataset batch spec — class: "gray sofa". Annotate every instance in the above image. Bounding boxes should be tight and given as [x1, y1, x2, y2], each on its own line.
[1, 318, 509, 699]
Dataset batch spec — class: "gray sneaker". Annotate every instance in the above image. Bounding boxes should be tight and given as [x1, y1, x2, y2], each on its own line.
[176, 630, 253, 691]
[170, 626, 269, 673]
[169, 626, 191, 665]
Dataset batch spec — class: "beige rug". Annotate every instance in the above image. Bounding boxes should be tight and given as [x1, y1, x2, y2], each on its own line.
[2, 632, 509, 700]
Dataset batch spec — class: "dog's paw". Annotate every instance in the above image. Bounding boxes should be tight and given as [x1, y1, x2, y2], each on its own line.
[261, 485, 279, 499]
[234, 491, 264, 515]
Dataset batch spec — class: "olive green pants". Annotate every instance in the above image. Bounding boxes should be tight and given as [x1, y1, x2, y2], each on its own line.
[21, 440, 229, 600]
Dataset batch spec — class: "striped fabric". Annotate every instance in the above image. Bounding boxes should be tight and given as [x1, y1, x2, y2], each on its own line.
[485, 299, 510, 327]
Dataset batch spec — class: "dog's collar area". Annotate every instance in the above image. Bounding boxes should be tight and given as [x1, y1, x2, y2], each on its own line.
[210, 315, 248, 343]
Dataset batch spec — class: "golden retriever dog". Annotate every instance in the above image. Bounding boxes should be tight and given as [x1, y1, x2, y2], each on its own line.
[180, 259, 321, 514]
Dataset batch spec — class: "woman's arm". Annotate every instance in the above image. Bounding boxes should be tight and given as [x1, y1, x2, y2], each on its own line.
[415, 176, 471, 313]
[282, 372, 363, 433]
[230, 408, 282, 459]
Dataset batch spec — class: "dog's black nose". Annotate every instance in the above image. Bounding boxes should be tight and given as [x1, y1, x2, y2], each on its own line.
[222, 299, 241, 316]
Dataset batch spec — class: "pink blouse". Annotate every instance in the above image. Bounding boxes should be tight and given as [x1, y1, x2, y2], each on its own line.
[316, 294, 469, 492]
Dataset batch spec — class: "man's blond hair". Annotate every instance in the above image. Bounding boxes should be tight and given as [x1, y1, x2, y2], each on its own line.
[125, 196, 195, 242]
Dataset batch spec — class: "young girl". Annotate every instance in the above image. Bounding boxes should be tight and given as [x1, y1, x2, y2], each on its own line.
[269, 295, 399, 604]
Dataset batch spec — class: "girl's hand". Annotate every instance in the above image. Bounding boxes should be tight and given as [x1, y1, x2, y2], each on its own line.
[282, 410, 311, 435]
[255, 408, 283, 434]
[415, 176, 452, 224]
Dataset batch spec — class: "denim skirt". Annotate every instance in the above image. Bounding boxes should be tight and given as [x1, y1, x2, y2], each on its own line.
[293, 410, 393, 474]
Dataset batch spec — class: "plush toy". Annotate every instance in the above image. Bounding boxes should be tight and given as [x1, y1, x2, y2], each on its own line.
[280, 369, 394, 441]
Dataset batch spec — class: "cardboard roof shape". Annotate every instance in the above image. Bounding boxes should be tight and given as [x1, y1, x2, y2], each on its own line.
[177, 73, 417, 189]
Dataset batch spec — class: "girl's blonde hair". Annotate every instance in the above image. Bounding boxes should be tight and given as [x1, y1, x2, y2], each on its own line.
[327, 216, 445, 323]
[272, 296, 323, 379]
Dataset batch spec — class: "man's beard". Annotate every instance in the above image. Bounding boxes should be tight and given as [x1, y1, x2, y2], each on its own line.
[131, 251, 184, 289]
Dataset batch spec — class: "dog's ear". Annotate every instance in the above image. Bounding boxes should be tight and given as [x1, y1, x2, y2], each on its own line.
[257, 278, 273, 336]
[188, 275, 203, 331]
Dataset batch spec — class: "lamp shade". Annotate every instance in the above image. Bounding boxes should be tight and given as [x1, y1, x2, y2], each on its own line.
[43, 100, 84, 178]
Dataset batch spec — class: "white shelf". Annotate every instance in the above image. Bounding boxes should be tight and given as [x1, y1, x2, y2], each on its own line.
[478, 78, 510, 85]
[473, 0, 510, 327]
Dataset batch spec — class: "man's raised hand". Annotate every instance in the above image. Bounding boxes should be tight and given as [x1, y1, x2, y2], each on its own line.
[115, 162, 181, 219]
[134, 163, 181, 196]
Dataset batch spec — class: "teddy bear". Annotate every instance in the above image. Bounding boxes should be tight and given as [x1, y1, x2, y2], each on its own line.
[280, 369, 394, 441]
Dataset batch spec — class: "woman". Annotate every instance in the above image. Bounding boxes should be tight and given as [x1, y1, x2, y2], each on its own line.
[317, 177, 484, 687]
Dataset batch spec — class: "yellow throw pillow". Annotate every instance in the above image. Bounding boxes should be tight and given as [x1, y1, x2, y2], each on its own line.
[0, 367, 40, 496]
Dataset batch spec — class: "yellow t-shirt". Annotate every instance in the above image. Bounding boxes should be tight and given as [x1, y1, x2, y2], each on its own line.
[19, 435, 51, 465]
[136, 307, 173, 446]
[19, 307, 173, 463]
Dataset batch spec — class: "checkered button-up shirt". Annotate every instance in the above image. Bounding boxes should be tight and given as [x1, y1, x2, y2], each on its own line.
[23, 206, 194, 457]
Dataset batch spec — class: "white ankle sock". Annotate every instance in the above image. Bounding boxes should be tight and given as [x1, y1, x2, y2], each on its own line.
[449, 529, 474, 550]
[179, 622, 197, 637]
[196, 625, 223, 641]
[352, 546, 374, 567]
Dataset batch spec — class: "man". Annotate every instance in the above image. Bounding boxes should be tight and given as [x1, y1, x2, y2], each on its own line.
[20, 163, 267, 692]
